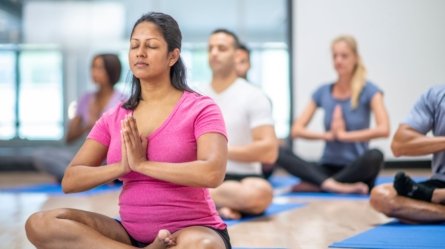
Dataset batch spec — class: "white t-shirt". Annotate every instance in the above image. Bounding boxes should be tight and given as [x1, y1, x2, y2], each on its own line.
[198, 78, 274, 175]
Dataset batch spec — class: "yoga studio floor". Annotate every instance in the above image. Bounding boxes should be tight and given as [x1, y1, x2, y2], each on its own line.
[0, 168, 431, 249]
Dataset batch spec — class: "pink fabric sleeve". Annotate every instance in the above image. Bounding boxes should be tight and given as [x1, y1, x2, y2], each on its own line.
[194, 97, 227, 140]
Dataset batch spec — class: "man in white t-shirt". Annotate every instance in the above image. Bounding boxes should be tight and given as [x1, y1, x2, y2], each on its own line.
[199, 29, 278, 219]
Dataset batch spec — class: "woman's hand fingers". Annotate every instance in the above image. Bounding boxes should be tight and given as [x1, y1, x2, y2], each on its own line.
[120, 120, 131, 174]
[128, 114, 140, 139]
[122, 113, 147, 171]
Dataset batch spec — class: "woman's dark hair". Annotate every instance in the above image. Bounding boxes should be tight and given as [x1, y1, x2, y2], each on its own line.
[123, 12, 191, 110]
[93, 53, 122, 87]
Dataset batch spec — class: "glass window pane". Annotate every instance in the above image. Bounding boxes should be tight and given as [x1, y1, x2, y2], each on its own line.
[0, 51, 16, 140]
[189, 48, 212, 88]
[258, 47, 290, 138]
[18, 50, 64, 140]
[116, 50, 131, 96]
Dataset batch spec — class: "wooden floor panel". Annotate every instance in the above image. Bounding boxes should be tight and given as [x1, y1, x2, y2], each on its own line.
[0, 169, 429, 249]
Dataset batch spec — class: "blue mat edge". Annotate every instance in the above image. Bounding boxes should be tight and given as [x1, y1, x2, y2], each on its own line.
[329, 221, 445, 249]
[224, 202, 304, 226]
[0, 183, 121, 196]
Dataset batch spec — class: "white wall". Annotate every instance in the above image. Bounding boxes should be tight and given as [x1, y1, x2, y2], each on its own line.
[23, 2, 124, 46]
[292, 0, 445, 161]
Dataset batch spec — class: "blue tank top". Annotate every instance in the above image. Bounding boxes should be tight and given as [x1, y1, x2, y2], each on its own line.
[312, 81, 382, 165]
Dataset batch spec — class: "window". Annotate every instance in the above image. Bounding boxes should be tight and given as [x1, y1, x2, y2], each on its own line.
[251, 45, 290, 139]
[0, 50, 16, 140]
[0, 46, 64, 142]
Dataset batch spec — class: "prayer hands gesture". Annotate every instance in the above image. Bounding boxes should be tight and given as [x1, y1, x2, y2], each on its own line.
[120, 114, 148, 174]
[330, 105, 347, 141]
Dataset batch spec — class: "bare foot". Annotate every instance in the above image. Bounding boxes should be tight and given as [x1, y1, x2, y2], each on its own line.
[144, 229, 175, 249]
[321, 178, 369, 194]
[291, 182, 322, 192]
[218, 207, 242, 220]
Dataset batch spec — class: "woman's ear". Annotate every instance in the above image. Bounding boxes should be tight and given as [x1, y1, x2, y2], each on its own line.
[169, 48, 180, 66]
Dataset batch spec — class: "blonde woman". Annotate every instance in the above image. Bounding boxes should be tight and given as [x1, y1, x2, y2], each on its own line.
[274, 35, 390, 194]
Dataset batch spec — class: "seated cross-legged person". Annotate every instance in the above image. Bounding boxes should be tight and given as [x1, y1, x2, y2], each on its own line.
[200, 29, 278, 220]
[273, 35, 390, 194]
[25, 12, 232, 249]
[370, 85, 445, 223]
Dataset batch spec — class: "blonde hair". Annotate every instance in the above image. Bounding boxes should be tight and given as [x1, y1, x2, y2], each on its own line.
[332, 35, 367, 109]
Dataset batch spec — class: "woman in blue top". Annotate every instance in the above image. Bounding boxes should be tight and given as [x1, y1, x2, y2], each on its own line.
[275, 35, 390, 194]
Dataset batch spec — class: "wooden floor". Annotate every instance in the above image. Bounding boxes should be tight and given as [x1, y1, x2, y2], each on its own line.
[0, 168, 430, 249]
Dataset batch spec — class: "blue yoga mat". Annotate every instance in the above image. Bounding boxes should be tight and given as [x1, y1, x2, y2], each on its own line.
[330, 221, 445, 249]
[272, 175, 428, 199]
[270, 174, 428, 189]
[269, 175, 300, 188]
[0, 183, 121, 196]
[224, 202, 304, 226]
[281, 191, 369, 199]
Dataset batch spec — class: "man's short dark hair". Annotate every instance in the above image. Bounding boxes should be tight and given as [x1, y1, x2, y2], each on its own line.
[238, 43, 250, 57]
[211, 28, 240, 48]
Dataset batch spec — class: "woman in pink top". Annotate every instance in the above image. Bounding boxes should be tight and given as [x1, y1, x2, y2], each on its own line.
[25, 12, 230, 249]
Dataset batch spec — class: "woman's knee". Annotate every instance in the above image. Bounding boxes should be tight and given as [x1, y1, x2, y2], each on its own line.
[175, 227, 226, 249]
[367, 149, 384, 164]
[196, 237, 222, 249]
[26, 208, 75, 244]
[26, 210, 56, 246]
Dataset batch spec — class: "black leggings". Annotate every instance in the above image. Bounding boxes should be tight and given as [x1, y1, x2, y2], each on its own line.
[274, 147, 384, 189]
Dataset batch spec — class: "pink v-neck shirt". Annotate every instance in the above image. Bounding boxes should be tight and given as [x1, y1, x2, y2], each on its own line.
[88, 91, 227, 243]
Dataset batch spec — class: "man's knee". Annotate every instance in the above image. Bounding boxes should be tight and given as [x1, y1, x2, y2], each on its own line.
[370, 184, 399, 216]
[241, 180, 273, 214]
